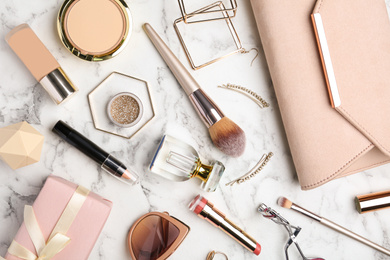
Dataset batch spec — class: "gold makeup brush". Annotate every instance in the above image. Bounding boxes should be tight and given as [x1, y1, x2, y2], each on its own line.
[143, 23, 245, 157]
[278, 197, 390, 256]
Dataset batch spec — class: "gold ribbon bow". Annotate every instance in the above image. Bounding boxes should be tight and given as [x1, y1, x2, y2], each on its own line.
[1, 186, 90, 260]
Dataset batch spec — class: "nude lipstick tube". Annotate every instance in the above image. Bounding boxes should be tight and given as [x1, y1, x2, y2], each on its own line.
[189, 195, 261, 256]
[6, 24, 77, 104]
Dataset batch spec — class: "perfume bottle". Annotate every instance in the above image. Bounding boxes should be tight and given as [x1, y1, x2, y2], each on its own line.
[149, 135, 225, 192]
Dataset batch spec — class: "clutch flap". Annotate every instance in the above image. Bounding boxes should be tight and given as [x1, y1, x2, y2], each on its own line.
[312, 0, 390, 157]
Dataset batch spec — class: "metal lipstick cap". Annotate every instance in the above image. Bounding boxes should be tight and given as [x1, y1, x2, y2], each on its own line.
[40, 67, 78, 104]
[355, 190, 390, 214]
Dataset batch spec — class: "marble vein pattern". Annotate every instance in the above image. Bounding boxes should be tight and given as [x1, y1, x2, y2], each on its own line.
[1, 0, 390, 259]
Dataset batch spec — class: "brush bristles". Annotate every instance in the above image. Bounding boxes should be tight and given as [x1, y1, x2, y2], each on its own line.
[209, 117, 246, 157]
[277, 197, 292, 209]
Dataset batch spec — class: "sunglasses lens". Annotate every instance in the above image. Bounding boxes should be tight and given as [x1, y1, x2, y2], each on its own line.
[131, 215, 180, 260]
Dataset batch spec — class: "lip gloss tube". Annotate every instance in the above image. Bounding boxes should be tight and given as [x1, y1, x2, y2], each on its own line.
[52, 120, 138, 185]
[189, 195, 261, 256]
[6, 24, 77, 104]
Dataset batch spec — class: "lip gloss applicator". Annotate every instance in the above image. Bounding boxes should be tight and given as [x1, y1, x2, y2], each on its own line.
[52, 120, 139, 185]
[189, 195, 261, 256]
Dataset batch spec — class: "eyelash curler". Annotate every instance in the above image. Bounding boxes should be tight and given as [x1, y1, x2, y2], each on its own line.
[258, 203, 324, 260]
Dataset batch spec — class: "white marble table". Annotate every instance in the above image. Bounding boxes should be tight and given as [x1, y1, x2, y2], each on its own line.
[1, 0, 390, 259]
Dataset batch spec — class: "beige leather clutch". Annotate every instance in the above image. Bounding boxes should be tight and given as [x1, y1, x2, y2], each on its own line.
[250, 0, 390, 190]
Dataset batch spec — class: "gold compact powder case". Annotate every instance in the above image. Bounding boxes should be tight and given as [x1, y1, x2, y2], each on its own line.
[107, 92, 143, 128]
[57, 0, 132, 61]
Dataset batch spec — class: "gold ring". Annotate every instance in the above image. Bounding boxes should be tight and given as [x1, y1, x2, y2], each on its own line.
[206, 250, 228, 260]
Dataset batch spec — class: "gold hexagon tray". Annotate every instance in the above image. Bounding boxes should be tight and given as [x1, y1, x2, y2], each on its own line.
[88, 72, 155, 139]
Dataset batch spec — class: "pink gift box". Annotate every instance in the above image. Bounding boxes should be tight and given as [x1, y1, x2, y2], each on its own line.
[5, 175, 113, 260]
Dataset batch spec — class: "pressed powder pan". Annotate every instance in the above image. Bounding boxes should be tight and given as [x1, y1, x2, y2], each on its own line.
[57, 0, 132, 61]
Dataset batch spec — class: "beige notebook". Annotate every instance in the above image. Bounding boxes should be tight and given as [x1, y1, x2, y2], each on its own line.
[250, 0, 390, 190]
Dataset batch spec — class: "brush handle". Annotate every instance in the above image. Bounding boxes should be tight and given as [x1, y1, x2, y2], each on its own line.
[291, 204, 322, 222]
[291, 203, 390, 256]
[143, 23, 200, 96]
[321, 218, 390, 256]
[143, 23, 224, 127]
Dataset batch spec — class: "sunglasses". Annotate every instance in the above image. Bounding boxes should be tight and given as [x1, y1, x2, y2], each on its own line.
[128, 212, 190, 260]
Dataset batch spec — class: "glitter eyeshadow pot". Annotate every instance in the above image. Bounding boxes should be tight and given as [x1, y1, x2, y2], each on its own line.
[57, 0, 132, 61]
[107, 92, 143, 128]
